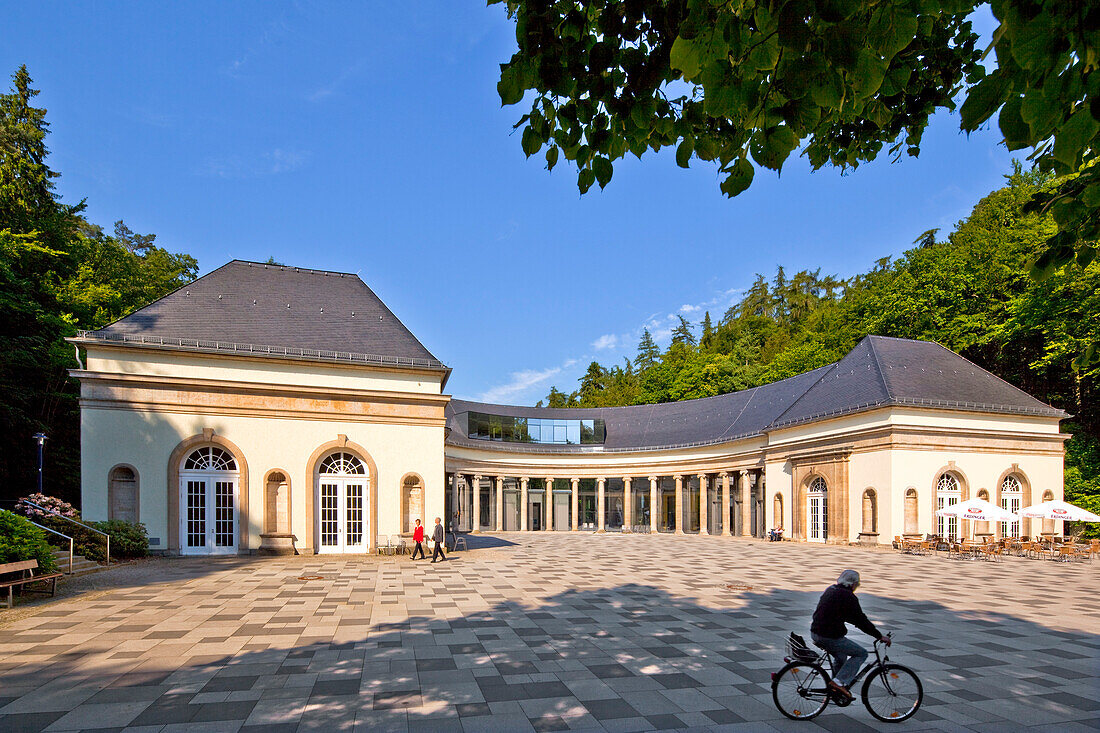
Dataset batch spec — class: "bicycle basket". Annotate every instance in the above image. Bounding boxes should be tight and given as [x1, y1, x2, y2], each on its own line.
[786, 632, 817, 662]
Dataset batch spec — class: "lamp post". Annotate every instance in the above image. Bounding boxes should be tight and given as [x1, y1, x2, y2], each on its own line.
[32, 432, 47, 494]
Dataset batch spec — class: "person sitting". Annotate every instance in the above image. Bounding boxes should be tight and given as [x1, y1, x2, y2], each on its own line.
[810, 569, 890, 700]
[769, 526, 784, 541]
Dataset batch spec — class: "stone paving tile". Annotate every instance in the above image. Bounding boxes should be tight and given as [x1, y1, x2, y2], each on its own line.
[0, 534, 1096, 732]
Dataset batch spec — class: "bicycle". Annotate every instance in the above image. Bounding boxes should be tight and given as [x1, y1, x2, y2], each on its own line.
[771, 632, 922, 722]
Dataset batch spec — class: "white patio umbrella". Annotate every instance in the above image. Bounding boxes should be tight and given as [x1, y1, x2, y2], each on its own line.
[1017, 499, 1100, 522]
[934, 497, 1019, 523]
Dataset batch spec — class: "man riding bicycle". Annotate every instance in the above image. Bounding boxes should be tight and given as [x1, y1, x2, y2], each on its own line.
[811, 569, 890, 701]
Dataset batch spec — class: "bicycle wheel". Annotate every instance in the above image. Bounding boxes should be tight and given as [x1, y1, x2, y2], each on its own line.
[772, 661, 830, 720]
[861, 664, 923, 722]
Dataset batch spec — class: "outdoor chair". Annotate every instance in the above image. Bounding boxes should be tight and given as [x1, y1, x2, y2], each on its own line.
[1056, 545, 1087, 563]
[376, 535, 394, 556]
[390, 535, 408, 555]
[452, 535, 468, 552]
[979, 543, 1001, 561]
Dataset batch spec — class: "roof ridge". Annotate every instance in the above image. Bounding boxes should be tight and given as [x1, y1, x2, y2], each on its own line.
[763, 360, 841, 429]
[230, 259, 360, 278]
[865, 335, 894, 401]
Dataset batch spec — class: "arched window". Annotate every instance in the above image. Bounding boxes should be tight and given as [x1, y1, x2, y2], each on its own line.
[185, 446, 237, 472]
[1000, 475, 1022, 538]
[935, 473, 960, 540]
[862, 489, 877, 534]
[904, 488, 919, 535]
[108, 466, 138, 523]
[807, 477, 827, 542]
[319, 452, 364, 475]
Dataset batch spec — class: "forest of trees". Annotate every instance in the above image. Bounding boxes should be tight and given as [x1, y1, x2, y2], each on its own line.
[0, 66, 198, 504]
[541, 165, 1100, 521]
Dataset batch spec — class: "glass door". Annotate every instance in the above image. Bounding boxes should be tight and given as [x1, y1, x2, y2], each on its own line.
[318, 479, 366, 553]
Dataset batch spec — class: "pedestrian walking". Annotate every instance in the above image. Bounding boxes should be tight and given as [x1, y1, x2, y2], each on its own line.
[430, 516, 447, 562]
[410, 519, 425, 559]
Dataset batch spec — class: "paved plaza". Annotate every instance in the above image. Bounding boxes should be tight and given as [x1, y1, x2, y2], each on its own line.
[0, 534, 1097, 733]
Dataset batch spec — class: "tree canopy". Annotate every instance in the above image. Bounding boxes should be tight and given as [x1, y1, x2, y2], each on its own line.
[0, 66, 198, 504]
[491, 0, 1100, 337]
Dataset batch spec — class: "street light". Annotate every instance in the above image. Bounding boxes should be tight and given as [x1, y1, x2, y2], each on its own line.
[32, 432, 47, 494]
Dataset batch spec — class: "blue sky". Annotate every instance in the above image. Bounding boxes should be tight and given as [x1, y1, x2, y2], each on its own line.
[3, 2, 1011, 404]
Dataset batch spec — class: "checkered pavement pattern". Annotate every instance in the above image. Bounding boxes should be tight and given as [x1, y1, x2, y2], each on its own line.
[1, 534, 1097, 732]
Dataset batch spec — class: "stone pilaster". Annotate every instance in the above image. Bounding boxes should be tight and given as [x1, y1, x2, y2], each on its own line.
[571, 478, 579, 531]
[471, 474, 482, 534]
[545, 477, 553, 530]
[720, 472, 731, 535]
[649, 477, 659, 533]
[520, 477, 529, 531]
[739, 471, 751, 537]
[597, 478, 606, 533]
[698, 473, 709, 535]
[623, 477, 633, 532]
[495, 476, 504, 532]
[674, 475, 684, 534]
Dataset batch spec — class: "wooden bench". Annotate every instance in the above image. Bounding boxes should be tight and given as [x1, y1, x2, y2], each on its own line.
[0, 560, 62, 609]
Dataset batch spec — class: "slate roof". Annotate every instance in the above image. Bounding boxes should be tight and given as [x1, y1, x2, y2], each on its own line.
[75, 260, 447, 373]
[446, 335, 1065, 452]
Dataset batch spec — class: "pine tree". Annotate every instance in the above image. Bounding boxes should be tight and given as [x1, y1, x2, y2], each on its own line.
[635, 329, 660, 370]
[671, 315, 696, 347]
[701, 311, 714, 348]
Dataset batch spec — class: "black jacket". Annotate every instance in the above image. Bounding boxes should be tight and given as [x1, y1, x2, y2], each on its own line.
[432, 524, 444, 543]
[810, 584, 881, 640]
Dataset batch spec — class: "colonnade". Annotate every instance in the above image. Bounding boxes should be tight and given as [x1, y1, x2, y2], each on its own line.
[446, 470, 765, 537]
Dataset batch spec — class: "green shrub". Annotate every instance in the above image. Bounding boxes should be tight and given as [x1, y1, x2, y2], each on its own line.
[0, 510, 59, 573]
[90, 520, 149, 559]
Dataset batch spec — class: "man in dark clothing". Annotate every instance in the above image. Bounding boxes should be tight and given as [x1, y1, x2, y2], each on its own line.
[810, 569, 889, 700]
[430, 516, 447, 563]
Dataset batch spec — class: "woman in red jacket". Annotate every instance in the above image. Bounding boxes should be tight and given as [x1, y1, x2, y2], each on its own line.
[410, 519, 425, 560]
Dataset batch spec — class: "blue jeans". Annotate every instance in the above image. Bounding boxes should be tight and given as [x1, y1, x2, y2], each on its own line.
[811, 633, 867, 688]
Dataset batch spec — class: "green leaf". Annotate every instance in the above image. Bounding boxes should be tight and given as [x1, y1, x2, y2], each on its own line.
[578, 167, 596, 194]
[720, 157, 754, 197]
[497, 64, 525, 106]
[593, 157, 613, 188]
[960, 73, 1008, 131]
[868, 9, 918, 57]
[545, 145, 559, 171]
[521, 126, 542, 157]
[695, 136, 719, 161]
[998, 97, 1030, 150]
[1053, 109, 1100, 169]
[852, 50, 888, 99]
[676, 137, 694, 168]
[751, 126, 799, 171]
[1021, 91, 1061, 141]
[670, 36, 705, 79]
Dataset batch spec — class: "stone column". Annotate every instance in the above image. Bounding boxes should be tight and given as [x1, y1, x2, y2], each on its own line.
[545, 477, 553, 530]
[571, 478, 580, 531]
[739, 471, 751, 537]
[698, 473, 709, 535]
[471, 475, 482, 534]
[597, 478, 606, 533]
[720, 472, 731, 535]
[495, 476, 504, 532]
[623, 477, 633, 532]
[649, 477, 659, 533]
[520, 477, 529, 531]
[674, 475, 684, 534]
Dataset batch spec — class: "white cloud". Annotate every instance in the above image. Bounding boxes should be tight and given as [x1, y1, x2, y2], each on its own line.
[592, 334, 618, 350]
[679, 303, 700, 313]
[199, 149, 308, 179]
[478, 367, 562, 403]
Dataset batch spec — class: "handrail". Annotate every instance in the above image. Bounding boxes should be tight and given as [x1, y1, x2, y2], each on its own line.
[18, 500, 109, 567]
[26, 519, 73, 574]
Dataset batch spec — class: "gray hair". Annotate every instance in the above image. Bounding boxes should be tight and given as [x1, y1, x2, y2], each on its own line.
[837, 570, 860, 588]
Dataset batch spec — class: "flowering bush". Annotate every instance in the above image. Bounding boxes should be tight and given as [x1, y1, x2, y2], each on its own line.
[16, 493, 80, 519]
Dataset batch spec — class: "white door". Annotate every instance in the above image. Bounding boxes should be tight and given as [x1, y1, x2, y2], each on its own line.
[807, 477, 827, 543]
[180, 447, 239, 555]
[316, 452, 369, 554]
[937, 494, 959, 540]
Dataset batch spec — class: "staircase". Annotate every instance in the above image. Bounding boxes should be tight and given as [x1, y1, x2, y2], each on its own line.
[51, 549, 108, 576]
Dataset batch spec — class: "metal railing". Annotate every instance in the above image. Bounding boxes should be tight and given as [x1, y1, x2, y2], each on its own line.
[18, 500, 109, 567]
[26, 519, 74, 574]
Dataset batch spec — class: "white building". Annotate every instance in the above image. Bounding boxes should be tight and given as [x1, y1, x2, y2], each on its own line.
[71, 261, 1068, 555]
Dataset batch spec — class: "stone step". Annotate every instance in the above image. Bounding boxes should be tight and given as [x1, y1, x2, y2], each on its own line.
[51, 549, 110, 576]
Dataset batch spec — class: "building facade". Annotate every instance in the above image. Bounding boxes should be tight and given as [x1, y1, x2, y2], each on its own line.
[72, 261, 1068, 555]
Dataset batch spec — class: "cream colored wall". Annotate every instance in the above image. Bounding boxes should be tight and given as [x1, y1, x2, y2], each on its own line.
[84, 346, 442, 395]
[763, 461, 792, 533]
[850, 450, 892, 539]
[888, 448, 1064, 539]
[81, 405, 444, 553]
